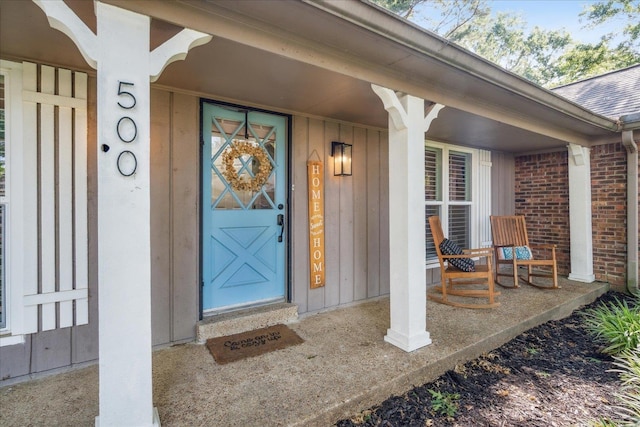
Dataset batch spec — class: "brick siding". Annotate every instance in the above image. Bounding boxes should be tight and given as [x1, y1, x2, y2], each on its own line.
[515, 143, 632, 286]
[515, 151, 571, 276]
[590, 143, 628, 286]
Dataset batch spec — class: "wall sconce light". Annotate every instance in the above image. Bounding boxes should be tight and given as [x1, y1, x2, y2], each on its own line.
[331, 141, 352, 176]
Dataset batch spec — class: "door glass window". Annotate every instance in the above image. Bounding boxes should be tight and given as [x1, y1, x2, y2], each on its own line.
[210, 118, 276, 210]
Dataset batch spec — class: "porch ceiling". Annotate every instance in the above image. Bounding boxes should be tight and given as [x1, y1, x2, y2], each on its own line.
[1, 0, 622, 153]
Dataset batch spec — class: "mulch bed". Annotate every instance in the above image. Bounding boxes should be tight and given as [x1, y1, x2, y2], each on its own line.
[337, 291, 638, 427]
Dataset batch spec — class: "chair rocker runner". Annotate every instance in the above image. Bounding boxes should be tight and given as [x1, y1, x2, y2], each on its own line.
[490, 215, 559, 289]
[428, 216, 499, 309]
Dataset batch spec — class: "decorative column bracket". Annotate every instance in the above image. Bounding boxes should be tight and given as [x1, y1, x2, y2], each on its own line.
[33, 0, 211, 80]
[150, 29, 212, 82]
[568, 143, 587, 166]
[371, 84, 444, 131]
[33, 0, 98, 69]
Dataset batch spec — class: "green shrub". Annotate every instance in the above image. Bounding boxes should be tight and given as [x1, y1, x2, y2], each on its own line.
[582, 297, 640, 355]
[583, 295, 640, 426]
[611, 348, 640, 426]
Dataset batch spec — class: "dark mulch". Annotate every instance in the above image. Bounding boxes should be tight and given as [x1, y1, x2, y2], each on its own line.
[337, 291, 638, 427]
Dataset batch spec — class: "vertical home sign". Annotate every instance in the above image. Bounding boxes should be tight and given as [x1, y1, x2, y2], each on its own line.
[307, 161, 325, 288]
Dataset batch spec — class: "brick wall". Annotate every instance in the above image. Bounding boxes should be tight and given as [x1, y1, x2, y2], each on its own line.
[590, 143, 628, 286]
[515, 151, 571, 276]
[514, 143, 632, 287]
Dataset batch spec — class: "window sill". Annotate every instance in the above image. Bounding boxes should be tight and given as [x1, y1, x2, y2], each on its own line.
[425, 260, 440, 269]
[0, 333, 25, 347]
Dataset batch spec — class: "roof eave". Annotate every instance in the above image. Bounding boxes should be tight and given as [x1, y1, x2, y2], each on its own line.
[621, 113, 640, 131]
[308, 0, 619, 132]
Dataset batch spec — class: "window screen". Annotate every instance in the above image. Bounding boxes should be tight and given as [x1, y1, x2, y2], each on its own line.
[425, 145, 473, 261]
[449, 151, 470, 202]
[448, 151, 471, 249]
[425, 147, 441, 201]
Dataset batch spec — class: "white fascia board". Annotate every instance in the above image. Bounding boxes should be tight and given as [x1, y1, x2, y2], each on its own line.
[309, 0, 620, 131]
[105, 0, 618, 136]
[621, 113, 640, 131]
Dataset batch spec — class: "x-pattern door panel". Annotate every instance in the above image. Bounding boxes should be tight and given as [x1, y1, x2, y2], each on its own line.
[202, 104, 286, 312]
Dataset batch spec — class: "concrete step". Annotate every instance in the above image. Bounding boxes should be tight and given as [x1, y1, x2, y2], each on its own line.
[196, 302, 298, 343]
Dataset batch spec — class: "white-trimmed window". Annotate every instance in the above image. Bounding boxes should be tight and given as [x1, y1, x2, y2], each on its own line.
[425, 141, 492, 265]
[0, 60, 89, 347]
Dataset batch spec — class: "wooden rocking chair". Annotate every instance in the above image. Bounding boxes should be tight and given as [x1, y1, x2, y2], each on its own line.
[490, 215, 559, 289]
[428, 216, 499, 309]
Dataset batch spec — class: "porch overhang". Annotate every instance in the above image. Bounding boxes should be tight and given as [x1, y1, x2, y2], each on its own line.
[1, 0, 635, 415]
[1, 0, 622, 153]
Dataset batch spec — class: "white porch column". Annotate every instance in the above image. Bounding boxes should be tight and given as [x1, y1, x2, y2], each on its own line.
[372, 84, 443, 352]
[33, 2, 210, 426]
[567, 144, 595, 282]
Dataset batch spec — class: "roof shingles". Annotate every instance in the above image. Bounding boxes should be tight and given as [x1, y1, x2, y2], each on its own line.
[552, 64, 640, 120]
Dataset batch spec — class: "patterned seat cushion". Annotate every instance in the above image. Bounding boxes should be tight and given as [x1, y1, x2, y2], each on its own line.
[498, 245, 533, 260]
[439, 239, 476, 272]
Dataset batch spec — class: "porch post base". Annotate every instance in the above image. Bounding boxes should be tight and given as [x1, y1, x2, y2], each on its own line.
[568, 273, 595, 283]
[95, 407, 161, 427]
[384, 328, 432, 352]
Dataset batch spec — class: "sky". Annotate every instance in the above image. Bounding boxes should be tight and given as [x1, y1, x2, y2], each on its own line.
[487, 0, 619, 44]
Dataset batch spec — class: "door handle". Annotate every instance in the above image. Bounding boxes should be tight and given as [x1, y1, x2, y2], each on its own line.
[277, 214, 285, 242]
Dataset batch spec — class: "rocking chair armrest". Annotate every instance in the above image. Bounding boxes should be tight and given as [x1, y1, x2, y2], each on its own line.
[441, 253, 478, 259]
[462, 248, 493, 257]
[493, 243, 515, 249]
[529, 244, 557, 250]
[529, 244, 558, 254]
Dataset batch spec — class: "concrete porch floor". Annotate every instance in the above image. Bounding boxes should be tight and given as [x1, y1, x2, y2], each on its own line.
[0, 278, 609, 427]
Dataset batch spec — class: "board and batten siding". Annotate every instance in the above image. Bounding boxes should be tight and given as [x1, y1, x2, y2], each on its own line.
[149, 89, 200, 347]
[152, 107, 394, 327]
[0, 83, 201, 382]
[491, 152, 516, 216]
[1, 82, 515, 382]
[291, 116, 390, 314]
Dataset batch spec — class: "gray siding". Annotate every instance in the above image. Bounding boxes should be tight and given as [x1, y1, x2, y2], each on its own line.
[491, 151, 516, 216]
[4, 88, 520, 380]
[0, 84, 201, 382]
[426, 268, 441, 286]
[150, 90, 200, 346]
[1, 83, 517, 381]
[290, 117, 390, 313]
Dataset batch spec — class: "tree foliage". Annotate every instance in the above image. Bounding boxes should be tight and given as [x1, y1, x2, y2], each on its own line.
[371, 0, 640, 87]
[400, 0, 490, 38]
[375, 0, 424, 19]
[553, 37, 639, 84]
[582, 0, 640, 48]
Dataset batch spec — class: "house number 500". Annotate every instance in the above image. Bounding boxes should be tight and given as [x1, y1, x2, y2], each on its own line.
[116, 81, 138, 176]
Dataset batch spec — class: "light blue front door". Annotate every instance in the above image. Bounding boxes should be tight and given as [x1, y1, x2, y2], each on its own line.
[202, 103, 287, 312]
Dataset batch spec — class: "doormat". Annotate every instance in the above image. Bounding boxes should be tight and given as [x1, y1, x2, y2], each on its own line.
[205, 324, 304, 365]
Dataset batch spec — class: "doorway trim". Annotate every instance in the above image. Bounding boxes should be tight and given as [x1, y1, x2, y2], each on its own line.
[199, 98, 292, 318]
